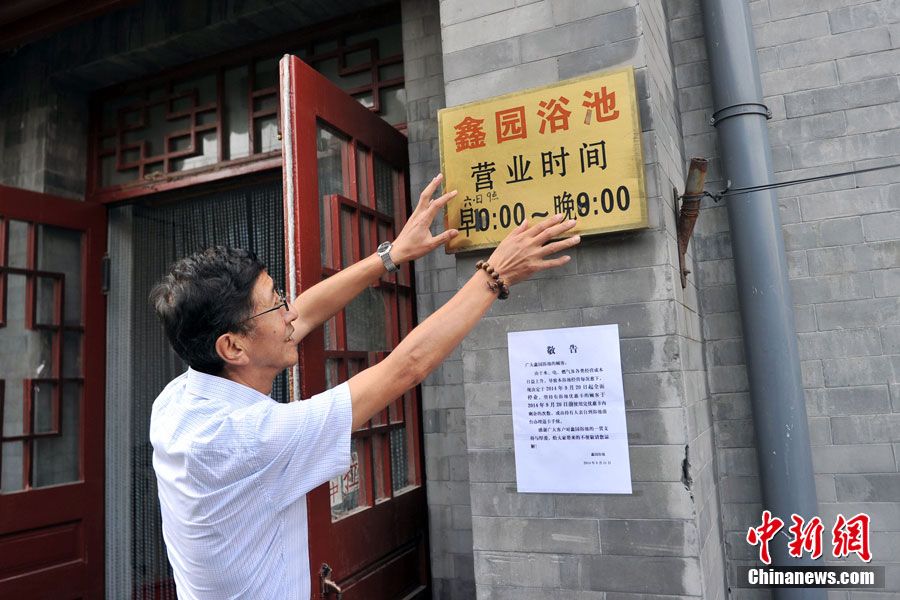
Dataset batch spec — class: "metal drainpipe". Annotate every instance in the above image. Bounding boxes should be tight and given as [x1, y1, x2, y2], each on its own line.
[700, 0, 825, 596]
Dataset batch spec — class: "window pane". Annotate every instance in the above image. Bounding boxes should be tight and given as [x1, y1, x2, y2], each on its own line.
[63, 331, 82, 378]
[33, 382, 81, 488]
[171, 130, 217, 172]
[7, 219, 29, 268]
[379, 85, 408, 126]
[253, 115, 279, 154]
[330, 441, 365, 520]
[37, 225, 83, 326]
[390, 426, 411, 492]
[1, 442, 25, 493]
[356, 145, 372, 207]
[254, 57, 278, 90]
[224, 65, 250, 160]
[33, 381, 57, 435]
[317, 124, 349, 265]
[345, 287, 387, 352]
[374, 154, 396, 217]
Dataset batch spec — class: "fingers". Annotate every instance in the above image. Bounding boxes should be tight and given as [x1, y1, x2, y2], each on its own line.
[536, 217, 578, 244]
[540, 255, 572, 269]
[540, 235, 580, 256]
[527, 213, 566, 238]
[418, 173, 444, 208]
[427, 189, 458, 215]
[433, 229, 459, 247]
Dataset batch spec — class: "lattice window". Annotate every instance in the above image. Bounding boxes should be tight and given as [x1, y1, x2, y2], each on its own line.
[91, 19, 405, 198]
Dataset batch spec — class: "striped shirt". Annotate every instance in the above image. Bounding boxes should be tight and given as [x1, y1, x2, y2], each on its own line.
[150, 368, 351, 600]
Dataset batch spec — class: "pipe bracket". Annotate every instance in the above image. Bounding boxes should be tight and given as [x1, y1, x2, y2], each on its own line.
[709, 102, 771, 126]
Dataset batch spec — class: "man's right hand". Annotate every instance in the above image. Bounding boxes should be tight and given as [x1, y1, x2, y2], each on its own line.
[486, 213, 580, 286]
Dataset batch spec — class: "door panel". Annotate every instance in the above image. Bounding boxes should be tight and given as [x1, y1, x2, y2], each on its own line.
[279, 55, 428, 599]
[0, 186, 106, 599]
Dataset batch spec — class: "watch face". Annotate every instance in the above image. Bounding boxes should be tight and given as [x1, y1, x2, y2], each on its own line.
[377, 241, 391, 254]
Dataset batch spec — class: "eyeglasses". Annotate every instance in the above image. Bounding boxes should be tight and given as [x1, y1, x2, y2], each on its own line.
[244, 289, 290, 321]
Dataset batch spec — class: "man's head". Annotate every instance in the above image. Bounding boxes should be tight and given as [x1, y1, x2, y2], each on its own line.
[150, 246, 272, 375]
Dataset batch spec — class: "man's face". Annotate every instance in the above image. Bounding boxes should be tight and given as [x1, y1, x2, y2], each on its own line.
[241, 271, 299, 372]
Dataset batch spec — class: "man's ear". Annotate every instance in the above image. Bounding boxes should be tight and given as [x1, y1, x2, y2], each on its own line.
[215, 331, 250, 367]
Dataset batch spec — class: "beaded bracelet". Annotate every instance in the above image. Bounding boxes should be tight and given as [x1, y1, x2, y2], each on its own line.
[475, 260, 510, 300]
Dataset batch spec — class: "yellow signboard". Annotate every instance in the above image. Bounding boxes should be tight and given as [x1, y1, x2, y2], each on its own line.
[438, 66, 647, 253]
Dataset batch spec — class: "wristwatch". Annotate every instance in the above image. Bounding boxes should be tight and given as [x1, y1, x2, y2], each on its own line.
[376, 241, 399, 273]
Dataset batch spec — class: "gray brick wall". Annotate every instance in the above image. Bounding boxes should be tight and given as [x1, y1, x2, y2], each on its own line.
[400, 2, 474, 598]
[437, 0, 724, 597]
[671, 0, 900, 596]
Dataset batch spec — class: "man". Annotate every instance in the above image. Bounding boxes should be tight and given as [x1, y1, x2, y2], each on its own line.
[149, 174, 579, 599]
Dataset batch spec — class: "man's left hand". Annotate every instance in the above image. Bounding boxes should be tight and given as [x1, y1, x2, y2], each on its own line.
[390, 173, 459, 264]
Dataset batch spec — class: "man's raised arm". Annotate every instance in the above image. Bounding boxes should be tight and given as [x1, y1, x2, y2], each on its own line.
[347, 214, 580, 430]
[289, 174, 459, 341]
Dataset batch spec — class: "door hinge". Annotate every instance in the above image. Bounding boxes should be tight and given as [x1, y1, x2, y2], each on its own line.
[101, 253, 110, 295]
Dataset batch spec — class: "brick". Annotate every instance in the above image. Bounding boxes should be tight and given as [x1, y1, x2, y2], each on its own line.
[576, 230, 669, 274]
[808, 240, 900, 275]
[520, 8, 639, 62]
[702, 311, 742, 341]
[465, 309, 582, 351]
[443, 38, 519, 82]
[713, 393, 752, 421]
[550, 0, 637, 25]
[715, 419, 755, 448]
[561, 554, 702, 595]
[770, 0, 884, 23]
[790, 272, 872, 304]
[622, 371, 685, 409]
[816, 298, 900, 331]
[626, 408, 687, 445]
[469, 449, 515, 482]
[797, 329, 882, 360]
[440, 2, 553, 54]
[474, 551, 562, 587]
[872, 269, 900, 297]
[427, 479, 473, 505]
[466, 414, 512, 449]
[465, 381, 512, 416]
[470, 482, 556, 517]
[806, 385, 892, 417]
[753, 13, 829, 49]
[718, 447, 758, 477]
[619, 336, 682, 373]
[802, 360, 825, 388]
[582, 301, 676, 338]
[832, 415, 900, 444]
[793, 305, 817, 332]
[862, 211, 900, 242]
[708, 338, 745, 366]
[472, 516, 600, 553]
[808, 417, 832, 445]
[812, 444, 896, 473]
[792, 129, 900, 170]
[835, 474, 900, 502]
[823, 355, 899, 387]
[760, 61, 838, 97]
[784, 76, 900, 118]
[819, 501, 900, 532]
[837, 49, 900, 84]
[557, 37, 644, 80]
[445, 58, 559, 105]
[778, 27, 892, 69]
[829, 1, 900, 34]
[540, 267, 670, 310]
[598, 519, 698, 557]
[669, 16, 704, 43]
[883, 327, 900, 354]
[709, 365, 749, 394]
[439, 0, 517, 27]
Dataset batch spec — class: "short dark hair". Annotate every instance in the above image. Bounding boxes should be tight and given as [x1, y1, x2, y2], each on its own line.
[150, 246, 266, 375]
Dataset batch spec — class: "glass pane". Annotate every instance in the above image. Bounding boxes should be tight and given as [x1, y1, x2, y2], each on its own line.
[33, 382, 81, 488]
[37, 225, 83, 326]
[379, 86, 407, 126]
[100, 94, 142, 131]
[171, 130, 217, 171]
[2, 377, 24, 437]
[379, 63, 404, 82]
[373, 434, 387, 500]
[356, 145, 371, 207]
[345, 287, 387, 351]
[317, 125, 349, 265]
[255, 95, 278, 112]
[100, 155, 139, 187]
[33, 381, 57, 434]
[253, 115, 279, 154]
[330, 441, 365, 520]
[325, 358, 340, 388]
[254, 57, 278, 90]
[63, 331, 82, 378]
[340, 207, 354, 269]
[353, 91, 374, 109]
[345, 48, 371, 69]
[35, 277, 58, 326]
[346, 23, 403, 58]
[1, 441, 25, 493]
[360, 215, 375, 257]
[390, 427, 411, 491]
[312, 57, 371, 91]
[120, 103, 190, 158]
[398, 291, 412, 338]
[173, 73, 216, 106]
[374, 154, 396, 217]
[8, 219, 29, 268]
[224, 65, 250, 160]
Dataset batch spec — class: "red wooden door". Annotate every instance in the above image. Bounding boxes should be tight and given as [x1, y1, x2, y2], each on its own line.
[279, 55, 428, 599]
[0, 187, 106, 599]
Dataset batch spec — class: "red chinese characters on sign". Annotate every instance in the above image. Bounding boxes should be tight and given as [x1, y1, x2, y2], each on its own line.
[746, 510, 784, 565]
[788, 514, 824, 560]
[833, 513, 872, 562]
[537, 96, 571, 134]
[495, 106, 527, 143]
[748, 512, 872, 564]
[454, 116, 487, 152]
[341, 452, 360, 495]
[583, 87, 619, 124]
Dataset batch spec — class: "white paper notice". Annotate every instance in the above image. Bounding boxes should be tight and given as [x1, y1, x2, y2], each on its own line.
[507, 324, 631, 494]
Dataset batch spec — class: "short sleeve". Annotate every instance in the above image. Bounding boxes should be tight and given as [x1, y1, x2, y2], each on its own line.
[251, 382, 352, 507]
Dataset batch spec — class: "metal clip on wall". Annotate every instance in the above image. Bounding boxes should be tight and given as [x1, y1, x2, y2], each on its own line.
[675, 157, 709, 288]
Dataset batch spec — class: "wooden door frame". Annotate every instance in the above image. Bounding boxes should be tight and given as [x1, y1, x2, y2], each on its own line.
[0, 185, 107, 599]
[280, 54, 429, 598]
